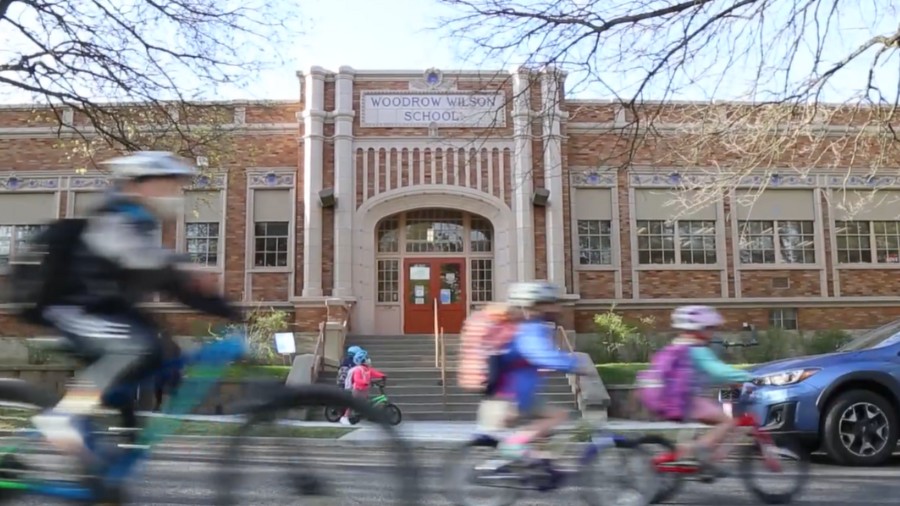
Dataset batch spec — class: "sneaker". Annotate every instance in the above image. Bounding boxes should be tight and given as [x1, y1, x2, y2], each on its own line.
[339, 417, 351, 426]
[32, 411, 88, 453]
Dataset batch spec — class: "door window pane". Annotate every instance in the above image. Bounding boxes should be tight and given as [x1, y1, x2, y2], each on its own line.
[439, 262, 462, 304]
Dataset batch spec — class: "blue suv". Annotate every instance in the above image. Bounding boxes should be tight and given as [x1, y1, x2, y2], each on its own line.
[727, 319, 900, 466]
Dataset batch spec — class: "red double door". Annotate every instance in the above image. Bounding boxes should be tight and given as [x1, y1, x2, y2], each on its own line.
[402, 258, 466, 334]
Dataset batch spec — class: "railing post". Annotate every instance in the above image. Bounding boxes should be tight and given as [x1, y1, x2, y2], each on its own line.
[440, 327, 446, 401]
[433, 298, 439, 368]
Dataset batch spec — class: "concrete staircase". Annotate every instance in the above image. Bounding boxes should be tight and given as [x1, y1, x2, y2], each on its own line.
[312, 334, 581, 422]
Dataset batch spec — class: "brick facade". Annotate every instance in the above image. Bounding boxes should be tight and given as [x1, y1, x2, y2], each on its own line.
[1, 67, 898, 340]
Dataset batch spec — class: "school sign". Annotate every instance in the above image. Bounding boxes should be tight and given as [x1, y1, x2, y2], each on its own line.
[359, 92, 507, 128]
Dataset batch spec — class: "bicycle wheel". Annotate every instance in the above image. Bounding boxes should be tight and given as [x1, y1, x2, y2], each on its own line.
[739, 438, 810, 505]
[214, 384, 420, 506]
[441, 436, 522, 506]
[323, 406, 342, 422]
[631, 435, 684, 504]
[383, 403, 402, 426]
[577, 437, 654, 506]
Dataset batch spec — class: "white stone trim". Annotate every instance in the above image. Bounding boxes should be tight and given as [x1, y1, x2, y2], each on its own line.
[302, 70, 326, 297]
[351, 186, 514, 335]
[540, 71, 567, 289]
[333, 68, 355, 297]
[510, 70, 535, 282]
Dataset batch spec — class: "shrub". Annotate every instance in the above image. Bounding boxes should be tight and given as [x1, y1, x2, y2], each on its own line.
[588, 308, 659, 363]
[211, 306, 292, 364]
[735, 328, 793, 364]
[803, 329, 852, 355]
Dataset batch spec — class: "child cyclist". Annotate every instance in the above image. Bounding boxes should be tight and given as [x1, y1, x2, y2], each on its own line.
[337, 346, 363, 389]
[340, 350, 386, 425]
[638, 305, 753, 474]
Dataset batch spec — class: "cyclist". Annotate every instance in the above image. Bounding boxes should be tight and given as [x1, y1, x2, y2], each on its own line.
[25, 151, 242, 472]
[481, 281, 586, 468]
[653, 305, 753, 473]
[337, 345, 363, 388]
[341, 350, 385, 425]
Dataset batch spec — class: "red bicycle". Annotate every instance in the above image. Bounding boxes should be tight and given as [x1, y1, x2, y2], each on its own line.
[633, 386, 810, 505]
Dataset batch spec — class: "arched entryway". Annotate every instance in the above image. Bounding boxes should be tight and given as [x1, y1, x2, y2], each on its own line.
[374, 209, 494, 334]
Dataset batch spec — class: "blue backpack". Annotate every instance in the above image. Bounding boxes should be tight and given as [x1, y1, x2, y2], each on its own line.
[636, 343, 696, 421]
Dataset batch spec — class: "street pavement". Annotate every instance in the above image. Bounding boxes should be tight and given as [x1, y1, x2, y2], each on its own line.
[9, 439, 900, 505]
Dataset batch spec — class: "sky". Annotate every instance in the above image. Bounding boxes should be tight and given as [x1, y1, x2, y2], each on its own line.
[1, 0, 898, 105]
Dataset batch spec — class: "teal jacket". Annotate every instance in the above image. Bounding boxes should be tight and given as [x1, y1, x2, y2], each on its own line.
[674, 337, 753, 385]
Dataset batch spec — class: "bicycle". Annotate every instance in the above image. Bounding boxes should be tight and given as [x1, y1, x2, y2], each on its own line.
[633, 389, 810, 505]
[324, 377, 402, 426]
[0, 331, 420, 505]
[441, 416, 653, 506]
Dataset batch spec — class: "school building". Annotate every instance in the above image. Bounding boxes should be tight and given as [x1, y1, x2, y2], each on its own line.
[1, 66, 899, 339]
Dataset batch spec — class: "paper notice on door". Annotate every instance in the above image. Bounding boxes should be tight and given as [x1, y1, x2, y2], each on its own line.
[414, 285, 425, 297]
[440, 288, 452, 304]
[415, 297, 425, 304]
[445, 272, 456, 283]
[410, 265, 430, 280]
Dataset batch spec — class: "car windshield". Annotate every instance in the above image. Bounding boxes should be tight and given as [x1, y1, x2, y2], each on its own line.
[839, 319, 900, 352]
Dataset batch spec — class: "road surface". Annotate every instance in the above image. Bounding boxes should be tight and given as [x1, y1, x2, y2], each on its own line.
[10, 443, 900, 505]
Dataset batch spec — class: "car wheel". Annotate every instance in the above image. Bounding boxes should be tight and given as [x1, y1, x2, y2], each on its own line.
[822, 389, 898, 466]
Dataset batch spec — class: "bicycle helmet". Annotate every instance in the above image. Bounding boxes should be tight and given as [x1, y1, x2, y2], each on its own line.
[101, 151, 198, 180]
[347, 345, 362, 355]
[353, 350, 368, 365]
[507, 281, 559, 307]
[671, 305, 725, 331]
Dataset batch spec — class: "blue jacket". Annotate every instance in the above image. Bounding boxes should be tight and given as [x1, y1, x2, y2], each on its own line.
[495, 320, 579, 405]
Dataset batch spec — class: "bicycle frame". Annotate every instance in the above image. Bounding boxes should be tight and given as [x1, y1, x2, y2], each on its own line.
[0, 335, 247, 501]
[650, 398, 783, 475]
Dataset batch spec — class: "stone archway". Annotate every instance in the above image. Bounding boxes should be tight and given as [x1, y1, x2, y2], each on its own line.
[352, 185, 515, 335]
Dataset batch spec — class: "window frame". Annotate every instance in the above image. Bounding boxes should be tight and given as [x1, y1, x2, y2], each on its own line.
[768, 308, 799, 330]
[834, 220, 900, 267]
[183, 222, 222, 268]
[252, 221, 291, 269]
[247, 187, 294, 273]
[576, 219, 614, 268]
[0, 224, 51, 270]
[736, 219, 818, 267]
[634, 219, 720, 269]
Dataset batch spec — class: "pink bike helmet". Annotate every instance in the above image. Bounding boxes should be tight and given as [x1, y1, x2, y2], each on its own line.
[671, 305, 725, 331]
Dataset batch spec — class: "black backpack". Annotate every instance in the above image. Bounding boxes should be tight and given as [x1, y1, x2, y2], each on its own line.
[8, 218, 88, 325]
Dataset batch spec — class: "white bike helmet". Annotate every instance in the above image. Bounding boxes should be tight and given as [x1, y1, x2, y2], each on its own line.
[507, 281, 559, 307]
[101, 151, 197, 180]
[671, 305, 725, 331]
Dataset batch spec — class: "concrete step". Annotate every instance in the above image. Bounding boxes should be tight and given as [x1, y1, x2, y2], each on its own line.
[318, 371, 573, 385]
[382, 392, 577, 405]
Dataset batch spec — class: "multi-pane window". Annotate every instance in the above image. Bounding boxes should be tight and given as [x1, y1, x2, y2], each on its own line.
[835, 221, 900, 264]
[769, 308, 798, 330]
[577, 220, 612, 265]
[376, 259, 399, 303]
[404, 209, 464, 253]
[636, 220, 716, 265]
[470, 259, 493, 302]
[0, 224, 49, 267]
[185, 223, 219, 266]
[469, 217, 493, 253]
[253, 222, 289, 267]
[377, 217, 399, 253]
[739, 220, 815, 264]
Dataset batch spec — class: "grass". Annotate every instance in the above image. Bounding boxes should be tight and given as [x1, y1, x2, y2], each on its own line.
[596, 362, 756, 385]
[221, 364, 291, 380]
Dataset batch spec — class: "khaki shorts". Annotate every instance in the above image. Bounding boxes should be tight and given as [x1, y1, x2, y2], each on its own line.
[476, 398, 549, 431]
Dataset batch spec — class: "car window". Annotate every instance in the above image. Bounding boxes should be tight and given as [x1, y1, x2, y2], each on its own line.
[840, 319, 900, 351]
[870, 331, 900, 350]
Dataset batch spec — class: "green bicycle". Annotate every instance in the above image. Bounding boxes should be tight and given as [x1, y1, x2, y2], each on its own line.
[325, 378, 402, 426]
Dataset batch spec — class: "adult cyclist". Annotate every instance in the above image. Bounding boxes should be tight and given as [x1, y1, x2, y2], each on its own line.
[25, 151, 242, 474]
[483, 281, 588, 468]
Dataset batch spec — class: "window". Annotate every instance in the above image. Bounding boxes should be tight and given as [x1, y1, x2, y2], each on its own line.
[471, 259, 493, 302]
[577, 220, 612, 265]
[469, 217, 493, 252]
[377, 217, 399, 253]
[185, 223, 219, 266]
[0, 224, 49, 267]
[835, 221, 900, 264]
[739, 220, 815, 264]
[404, 209, 464, 253]
[769, 308, 798, 330]
[376, 260, 399, 302]
[253, 222, 289, 267]
[636, 220, 716, 265]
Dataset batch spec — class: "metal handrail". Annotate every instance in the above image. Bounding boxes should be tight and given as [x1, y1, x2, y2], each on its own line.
[310, 300, 354, 382]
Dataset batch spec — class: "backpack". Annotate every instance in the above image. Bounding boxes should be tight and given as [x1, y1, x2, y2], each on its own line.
[636, 342, 696, 421]
[457, 306, 517, 393]
[8, 219, 88, 325]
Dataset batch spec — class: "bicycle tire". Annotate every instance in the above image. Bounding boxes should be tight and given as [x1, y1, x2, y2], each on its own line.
[441, 436, 521, 506]
[323, 406, 342, 423]
[631, 434, 683, 504]
[577, 436, 654, 506]
[738, 439, 810, 505]
[384, 403, 402, 426]
[213, 384, 420, 506]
